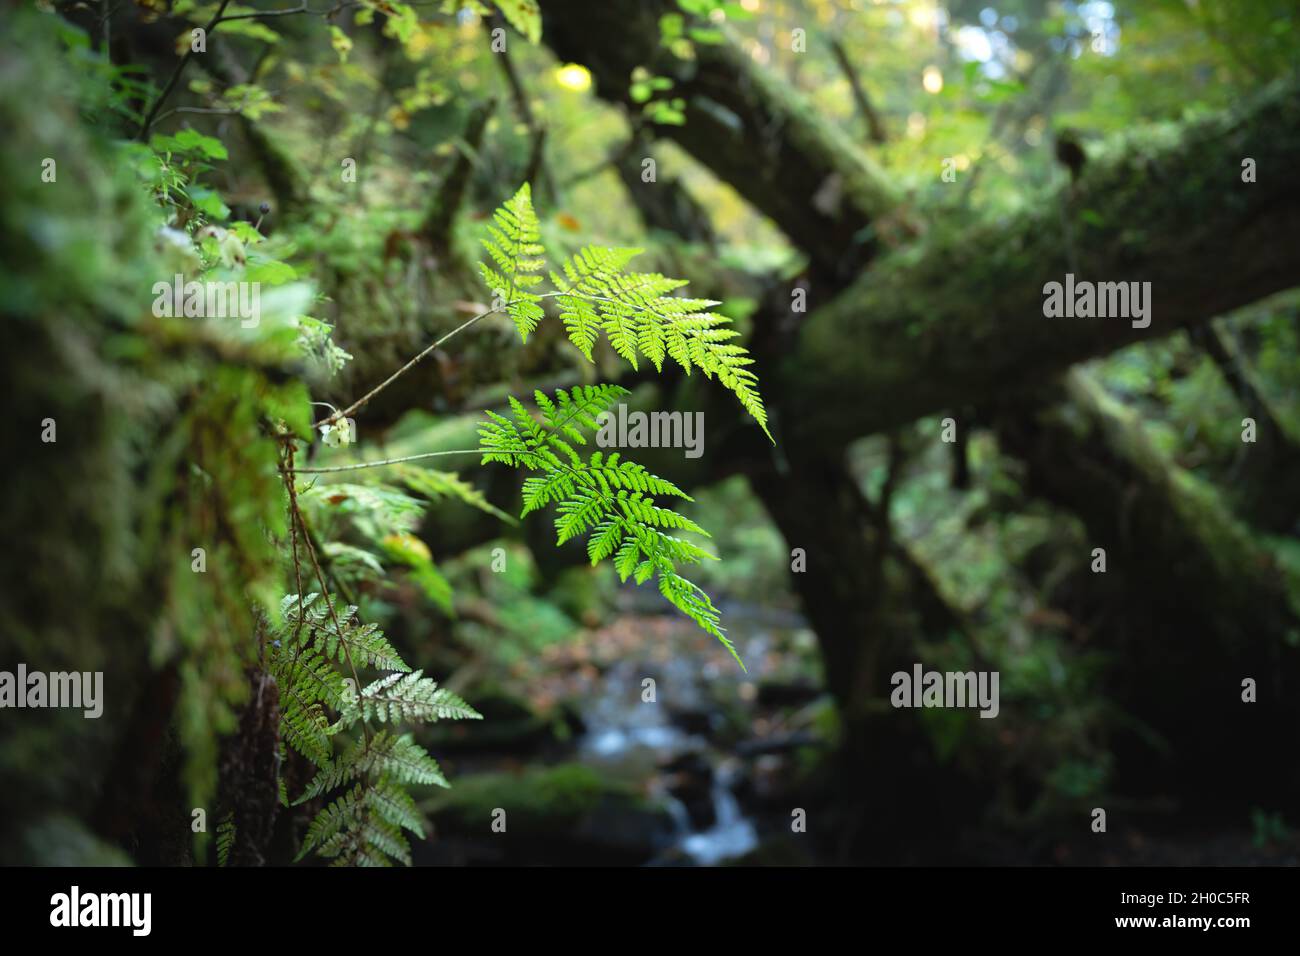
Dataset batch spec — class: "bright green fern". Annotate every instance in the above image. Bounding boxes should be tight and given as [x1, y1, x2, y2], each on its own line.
[476, 384, 743, 669]
[478, 184, 771, 440]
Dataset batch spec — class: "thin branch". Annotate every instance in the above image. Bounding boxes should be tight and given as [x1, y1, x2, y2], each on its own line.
[827, 36, 887, 144]
[217, 2, 314, 22]
[151, 106, 243, 125]
[136, 0, 235, 141]
[291, 449, 482, 474]
[290, 493, 370, 744]
[314, 306, 501, 429]
[316, 284, 684, 432]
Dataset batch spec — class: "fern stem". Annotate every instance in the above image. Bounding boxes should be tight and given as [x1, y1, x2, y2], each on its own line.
[291, 499, 371, 745]
[309, 291, 572, 431]
[282, 444, 309, 660]
[290, 449, 484, 474]
[314, 310, 494, 430]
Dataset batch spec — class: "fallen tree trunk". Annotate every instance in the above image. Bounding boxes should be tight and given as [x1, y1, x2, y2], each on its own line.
[778, 77, 1300, 446]
[748, 445, 989, 861]
[545, 3, 1300, 459]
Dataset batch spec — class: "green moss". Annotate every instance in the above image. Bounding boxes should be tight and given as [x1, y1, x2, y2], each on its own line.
[426, 763, 643, 832]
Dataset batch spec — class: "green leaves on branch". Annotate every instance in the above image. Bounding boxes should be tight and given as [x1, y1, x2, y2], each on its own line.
[477, 385, 743, 669]
[478, 184, 772, 440]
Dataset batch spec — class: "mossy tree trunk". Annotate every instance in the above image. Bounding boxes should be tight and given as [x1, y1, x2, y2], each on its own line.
[749, 446, 988, 861]
[993, 371, 1300, 812]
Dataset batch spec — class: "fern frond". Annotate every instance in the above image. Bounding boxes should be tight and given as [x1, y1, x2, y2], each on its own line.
[299, 779, 421, 867]
[296, 731, 450, 804]
[477, 187, 772, 440]
[278, 687, 334, 766]
[215, 813, 236, 867]
[280, 592, 411, 672]
[476, 387, 742, 665]
[394, 464, 517, 525]
[366, 777, 427, 838]
[551, 245, 772, 439]
[298, 783, 365, 861]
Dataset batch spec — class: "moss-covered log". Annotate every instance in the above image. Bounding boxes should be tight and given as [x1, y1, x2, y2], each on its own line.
[781, 78, 1300, 447]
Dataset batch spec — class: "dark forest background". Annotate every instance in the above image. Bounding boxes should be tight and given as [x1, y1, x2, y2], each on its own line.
[2, 0, 1299, 867]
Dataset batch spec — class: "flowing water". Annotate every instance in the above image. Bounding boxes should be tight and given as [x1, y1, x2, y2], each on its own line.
[575, 654, 759, 865]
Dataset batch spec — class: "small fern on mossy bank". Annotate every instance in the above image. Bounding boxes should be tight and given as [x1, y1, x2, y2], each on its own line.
[271, 593, 480, 866]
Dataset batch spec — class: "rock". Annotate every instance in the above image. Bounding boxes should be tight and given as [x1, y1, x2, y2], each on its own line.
[728, 835, 818, 867]
[425, 763, 677, 865]
[750, 754, 799, 807]
[645, 846, 699, 867]
[664, 701, 717, 735]
[658, 750, 716, 829]
[756, 678, 823, 708]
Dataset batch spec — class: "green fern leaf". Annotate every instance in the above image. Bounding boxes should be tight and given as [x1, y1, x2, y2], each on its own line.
[478, 183, 546, 341]
[356, 671, 483, 724]
[475, 387, 741, 666]
[477, 187, 773, 440]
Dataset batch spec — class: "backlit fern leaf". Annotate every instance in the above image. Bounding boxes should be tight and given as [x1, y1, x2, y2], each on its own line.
[476, 387, 743, 667]
[478, 190, 772, 440]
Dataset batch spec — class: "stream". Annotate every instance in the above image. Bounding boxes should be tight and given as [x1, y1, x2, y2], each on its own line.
[574, 640, 768, 865]
[421, 606, 824, 866]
